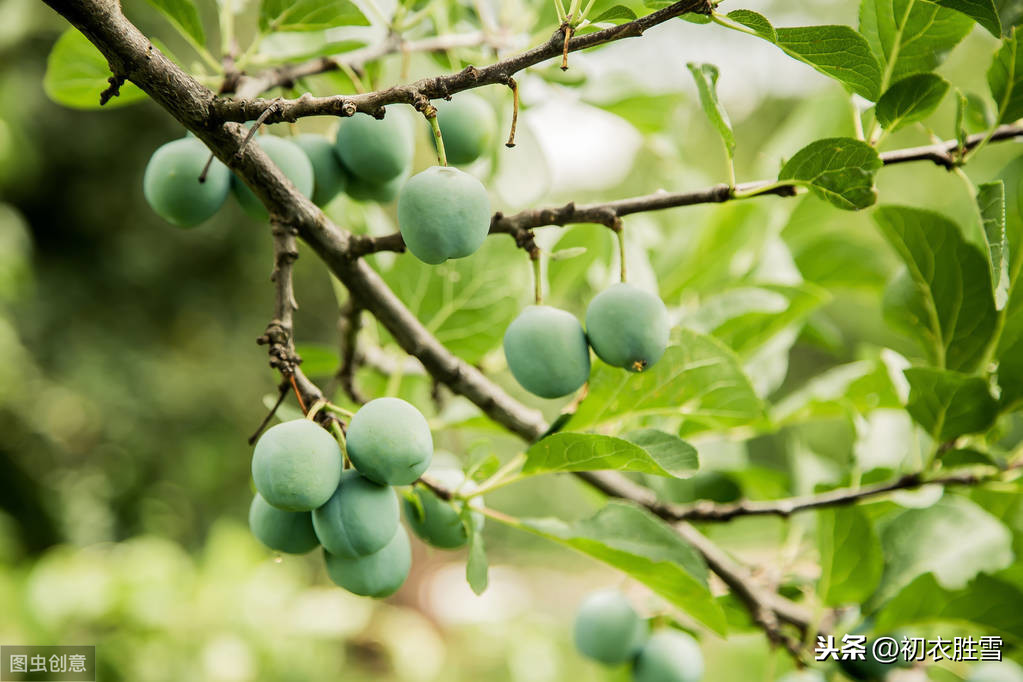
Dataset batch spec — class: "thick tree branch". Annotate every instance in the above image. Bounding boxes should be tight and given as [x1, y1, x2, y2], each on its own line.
[212, 0, 713, 122]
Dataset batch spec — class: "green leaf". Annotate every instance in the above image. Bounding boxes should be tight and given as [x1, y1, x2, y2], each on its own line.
[860, 0, 974, 86]
[144, 0, 205, 47]
[989, 28, 1023, 126]
[591, 5, 638, 24]
[726, 9, 776, 41]
[43, 29, 147, 110]
[878, 496, 1013, 600]
[570, 331, 766, 434]
[461, 505, 488, 595]
[779, 138, 883, 210]
[903, 367, 999, 441]
[874, 206, 998, 372]
[293, 343, 339, 378]
[259, 0, 369, 32]
[926, 0, 1003, 35]
[818, 507, 884, 606]
[996, 290, 1023, 409]
[523, 431, 698, 478]
[776, 26, 883, 101]
[686, 63, 735, 159]
[773, 357, 901, 424]
[978, 181, 1011, 308]
[518, 502, 727, 634]
[876, 73, 950, 130]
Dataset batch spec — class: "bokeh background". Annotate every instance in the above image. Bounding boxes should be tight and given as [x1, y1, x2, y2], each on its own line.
[1, 0, 1021, 679]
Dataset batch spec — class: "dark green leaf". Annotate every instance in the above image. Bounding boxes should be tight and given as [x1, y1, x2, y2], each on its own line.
[874, 205, 997, 371]
[989, 27, 1023, 125]
[904, 367, 999, 440]
[461, 506, 488, 595]
[519, 502, 727, 634]
[43, 29, 147, 110]
[876, 73, 950, 130]
[997, 290, 1023, 409]
[144, 0, 205, 46]
[726, 9, 776, 41]
[779, 138, 883, 210]
[686, 63, 735, 159]
[818, 507, 884, 605]
[927, 0, 1003, 35]
[259, 0, 369, 32]
[523, 431, 698, 478]
[774, 26, 883, 101]
[978, 181, 1010, 308]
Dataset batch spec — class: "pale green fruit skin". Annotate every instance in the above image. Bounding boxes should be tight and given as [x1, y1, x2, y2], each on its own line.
[251, 419, 342, 511]
[143, 138, 230, 227]
[573, 590, 648, 665]
[503, 305, 590, 399]
[231, 135, 315, 220]
[292, 133, 347, 205]
[345, 171, 406, 204]
[248, 493, 319, 554]
[434, 94, 497, 165]
[324, 526, 411, 598]
[397, 166, 491, 264]
[632, 630, 703, 682]
[967, 662, 1023, 682]
[586, 283, 670, 372]
[335, 113, 413, 184]
[312, 469, 399, 558]
[346, 397, 433, 485]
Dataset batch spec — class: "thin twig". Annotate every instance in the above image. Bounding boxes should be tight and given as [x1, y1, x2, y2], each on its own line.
[505, 76, 519, 147]
[247, 381, 290, 444]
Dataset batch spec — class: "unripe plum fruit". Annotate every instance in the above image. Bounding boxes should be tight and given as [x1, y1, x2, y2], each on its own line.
[231, 135, 315, 220]
[251, 419, 342, 511]
[292, 133, 348, 206]
[397, 166, 491, 264]
[248, 493, 319, 554]
[324, 525, 411, 598]
[345, 170, 406, 204]
[312, 469, 399, 558]
[143, 137, 230, 227]
[632, 630, 703, 682]
[586, 283, 669, 372]
[433, 94, 497, 165]
[574, 590, 648, 665]
[335, 112, 413, 184]
[503, 305, 590, 398]
[346, 397, 433, 485]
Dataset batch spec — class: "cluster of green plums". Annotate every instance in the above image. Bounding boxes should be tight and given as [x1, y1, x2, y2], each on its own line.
[247, 397, 481, 598]
[574, 590, 703, 682]
[503, 282, 670, 399]
[142, 92, 497, 246]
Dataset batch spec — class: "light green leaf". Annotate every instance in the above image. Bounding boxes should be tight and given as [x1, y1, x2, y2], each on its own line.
[989, 27, 1023, 125]
[903, 367, 999, 441]
[686, 63, 735, 159]
[43, 29, 147, 110]
[523, 431, 698, 478]
[818, 507, 884, 606]
[978, 181, 1010, 308]
[860, 0, 974, 86]
[878, 496, 1014, 601]
[874, 206, 997, 372]
[519, 502, 727, 634]
[144, 0, 205, 47]
[927, 0, 1003, 35]
[570, 331, 766, 434]
[876, 73, 950, 130]
[591, 5, 638, 24]
[773, 358, 901, 424]
[461, 505, 488, 595]
[779, 137, 883, 210]
[726, 9, 776, 41]
[776, 26, 883, 101]
[293, 343, 339, 378]
[259, 0, 369, 32]
[996, 290, 1023, 409]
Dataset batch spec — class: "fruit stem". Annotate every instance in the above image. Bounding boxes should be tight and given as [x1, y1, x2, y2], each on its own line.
[615, 222, 627, 283]
[328, 419, 351, 468]
[305, 399, 327, 420]
[532, 253, 543, 305]
[505, 77, 519, 148]
[198, 152, 216, 184]
[560, 21, 573, 71]
[427, 109, 448, 166]
[323, 402, 356, 419]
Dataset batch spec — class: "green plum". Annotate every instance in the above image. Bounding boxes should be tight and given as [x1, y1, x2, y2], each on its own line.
[248, 493, 319, 554]
[397, 165, 491, 264]
[292, 133, 348, 206]
[632, 630, 703, 682]
[503, 305, 590, 398]
[251, 419, 342, 511]
[231, 135, 315, 220]
[433, 93, 497, 165]
[573, 590, 648, 665]
[324, 526, 411, 598]
[345, 170, 406, 204]
[967, 662, 1023, 682]
[346, 397, 433, 485]
[335, 112, 413, 184]
[586, 282, 669, 372]
[143, 137, 230, 227]
[312, 469, 399, 558]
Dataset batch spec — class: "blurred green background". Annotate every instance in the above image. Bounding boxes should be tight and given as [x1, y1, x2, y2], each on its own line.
[2, 0, 1022, 679]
